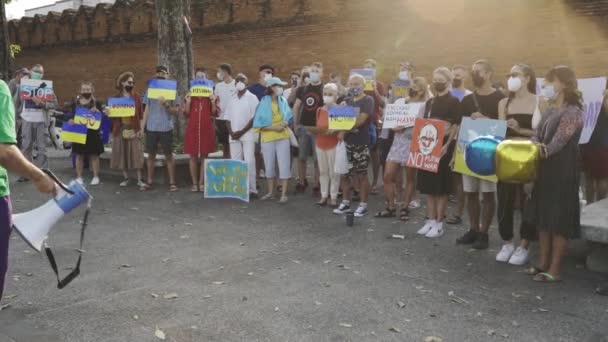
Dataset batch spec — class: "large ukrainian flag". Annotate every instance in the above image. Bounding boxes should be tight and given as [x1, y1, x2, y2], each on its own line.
[61, 122, 87, 144]
[147, 79, 177, 100]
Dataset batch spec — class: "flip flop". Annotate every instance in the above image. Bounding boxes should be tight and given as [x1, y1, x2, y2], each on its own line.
[533, 272, 561, 283]
[446, 215, 462, 225]
[371, 186, 379, 195]
[168, 184, 179, 192]
[198, 184, 205, 192]
[524, 266, 546, 276]
[140, 182, 153, 191]
[191, 185, 199, 192]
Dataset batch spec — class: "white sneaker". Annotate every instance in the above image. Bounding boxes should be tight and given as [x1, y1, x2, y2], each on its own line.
[508, 246, 530, 266]
[496, 243, 515, 262]
[137, 179, 146, 188]
[120, 179, 130, 187]
[76, 177, 84, 185]
[90, 177, 100, 186]
[425, 221, 444, 238]
[417, 220, 435, 235]
[333, 203, 351, 215]
[354, 206, 368, 217]
[408, 200, 421, 209]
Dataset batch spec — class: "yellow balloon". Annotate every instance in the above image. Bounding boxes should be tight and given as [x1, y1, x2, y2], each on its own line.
[496, 140, 539, 183]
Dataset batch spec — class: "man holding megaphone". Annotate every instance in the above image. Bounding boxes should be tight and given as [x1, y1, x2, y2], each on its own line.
[0, 80, 56, 300]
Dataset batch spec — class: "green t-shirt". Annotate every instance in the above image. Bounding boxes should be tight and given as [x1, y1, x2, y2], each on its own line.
[0, 81, 17, 197]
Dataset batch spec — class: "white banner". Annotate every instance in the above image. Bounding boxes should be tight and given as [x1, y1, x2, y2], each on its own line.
[382, 103, 422, 129]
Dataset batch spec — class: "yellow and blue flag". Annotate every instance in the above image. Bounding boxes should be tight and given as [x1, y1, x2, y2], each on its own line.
[190, 78, 215, 98]
[61, 122, 88, 144]
[108, 97, 136, 118]
[74, 107, 101, 130]
[147, 79, 177, 100]
[328, 105, 359, 130]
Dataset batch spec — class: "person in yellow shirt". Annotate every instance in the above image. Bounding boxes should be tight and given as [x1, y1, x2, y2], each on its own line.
[253, 77, 293, 203]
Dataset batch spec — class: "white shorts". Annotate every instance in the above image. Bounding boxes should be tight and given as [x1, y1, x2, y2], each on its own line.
[462, 175, 496, 193]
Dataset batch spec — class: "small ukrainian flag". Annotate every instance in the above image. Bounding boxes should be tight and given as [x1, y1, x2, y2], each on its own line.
[147, 79, 177, 100]
[61, 122, 88, 144]
[108, 97, 136, 118]
[190, 78, 215, 98]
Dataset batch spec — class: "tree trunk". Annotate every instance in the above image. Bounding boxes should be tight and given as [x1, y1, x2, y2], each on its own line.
[0, 1, 10, 81]
[155, 0, 193, 141]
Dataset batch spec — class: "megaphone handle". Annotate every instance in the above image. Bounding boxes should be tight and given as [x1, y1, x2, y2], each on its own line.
[41, 169, 74, 195]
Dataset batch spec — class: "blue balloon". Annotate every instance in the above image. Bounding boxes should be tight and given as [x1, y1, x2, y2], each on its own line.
[465, 136, 500, 176]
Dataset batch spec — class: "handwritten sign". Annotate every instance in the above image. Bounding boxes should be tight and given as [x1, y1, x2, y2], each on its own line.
[74, 107, 101, 130]
[406, 118, 446, 173]
[328, 106, 359, 130]
[108, 97, 136, 118]
[20, 79, 54, 101]
[453, 117, 507, 181]
[147, 79, 177, 100]
[60, 122, 87, 144]
[350, 69, 375, 91]
[382, 103, 422, 129]
[204, 159, 250, 202]
[190, 78, 215, 98]
[392, 79, 411, 99]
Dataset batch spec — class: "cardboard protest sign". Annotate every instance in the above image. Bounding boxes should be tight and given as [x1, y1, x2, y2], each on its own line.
[61, 122, 87, 144]
[204, 159, 250, 202]
[350, 69, 375, 91]
[407, 118, 446, 173]
[107, 97, 136, 118]
[190, 78, 215, 98]
[328, 106, 359, 130]
[147, 79, 177, 100]
[74, 107, 102, 130]
[20, 79, 54, 101]
[392, 79, 411, 99]
[382, 102, 422, 129]
[453, 117, 507, 181]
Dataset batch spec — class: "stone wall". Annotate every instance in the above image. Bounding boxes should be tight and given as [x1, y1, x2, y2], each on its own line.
[10, 0, 608, 102]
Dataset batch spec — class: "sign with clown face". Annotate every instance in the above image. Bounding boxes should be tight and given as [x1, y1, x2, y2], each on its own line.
[407, 118, 446, 173]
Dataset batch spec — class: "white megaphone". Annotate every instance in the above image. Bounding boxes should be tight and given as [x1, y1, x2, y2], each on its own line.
[13, 180, 91, 252]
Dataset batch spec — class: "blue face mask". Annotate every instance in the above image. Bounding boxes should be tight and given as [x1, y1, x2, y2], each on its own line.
[31, 72, 42, 80]
[541, 85, 557, 100]
[349, 87, 362, 96]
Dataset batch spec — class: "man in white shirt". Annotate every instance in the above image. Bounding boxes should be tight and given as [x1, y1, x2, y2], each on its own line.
[225, 73, 259, 199]
[15, 64, 57, 179]
[214, 63, 237, 158]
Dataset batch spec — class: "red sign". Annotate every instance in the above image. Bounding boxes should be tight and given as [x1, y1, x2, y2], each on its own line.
[406, 118, 446, 173]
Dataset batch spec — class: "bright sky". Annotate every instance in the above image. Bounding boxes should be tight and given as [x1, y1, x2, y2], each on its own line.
[6, 0, 57, 19]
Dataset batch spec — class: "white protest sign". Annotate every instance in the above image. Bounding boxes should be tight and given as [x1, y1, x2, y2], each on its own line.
[382, 102, 422, 129]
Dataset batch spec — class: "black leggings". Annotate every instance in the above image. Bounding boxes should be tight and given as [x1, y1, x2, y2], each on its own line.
[497, 182, 537, 241]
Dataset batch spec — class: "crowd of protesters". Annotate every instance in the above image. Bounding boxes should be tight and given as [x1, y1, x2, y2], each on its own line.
[2, 58, 608, 299]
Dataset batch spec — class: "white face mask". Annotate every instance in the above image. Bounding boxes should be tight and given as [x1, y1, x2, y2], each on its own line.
[309, 72, 321, 83]
[274, 87, 284, 96]
[217, 72, 224, 81]
[236, 82, 246, 91]
[264, 73, 272, 82]
[398, 71, 410, 81]
[323, 95, 335, 104]
[541, 84, 558, 100]
[507, 77, 522, 92]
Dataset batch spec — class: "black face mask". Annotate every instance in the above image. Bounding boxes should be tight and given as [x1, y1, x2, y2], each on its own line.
[408, 89, 418, 98]
[156, 76, 166, 80]
[433, 82, 447, 93]
[471, 72, 485, 88]
[452, 79, 463, 88]
[81, 93, 92, 100]
[125, 85, 134, 92]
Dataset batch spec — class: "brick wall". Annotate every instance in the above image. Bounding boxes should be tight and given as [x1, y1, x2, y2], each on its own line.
[10, 0, 608, 103]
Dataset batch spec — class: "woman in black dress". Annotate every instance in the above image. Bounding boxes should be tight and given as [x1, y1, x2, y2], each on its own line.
[527, 66, 583, 282]
[416, 67, 461, 238]
[68, 81, 105, 186]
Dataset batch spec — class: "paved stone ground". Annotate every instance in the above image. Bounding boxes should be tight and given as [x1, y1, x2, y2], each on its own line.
[1, 156, 607, 342]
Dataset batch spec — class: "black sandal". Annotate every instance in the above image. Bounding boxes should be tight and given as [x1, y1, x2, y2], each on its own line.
[400, 208, 409, 222]
[374, 208, 396, 218]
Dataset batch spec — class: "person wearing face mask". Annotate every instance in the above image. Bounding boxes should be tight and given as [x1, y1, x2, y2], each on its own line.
[333, 74, 375, 217]
[525, 66, 583, 283]
[456, 60, 505, 250]
[66, 82, 105, 185]
[10, 68, 30, 148]
[362, 59, 386, 196]
[293, 62, 324, 197]
[304, 83, 340, 206]
[389, 61, 414, 103]
[226, 73, 260, 199]
[248, 64, 275, 101]
[15, 64, 57, 181]
[214, 63, 237, 158]
[141, 65, 181, 192]
[110, 71, 145, 188]
[494, 64, 542, 265]
[253, 77, 293, 203]
[376, 77, 428, 221]
[416, 68, 461, 238]
[445, 64, 473, 226]
[184, 68, 218, 192]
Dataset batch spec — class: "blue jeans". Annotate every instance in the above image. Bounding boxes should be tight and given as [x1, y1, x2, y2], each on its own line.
[0, 196, 12, 300]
